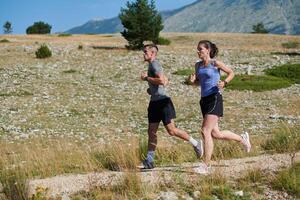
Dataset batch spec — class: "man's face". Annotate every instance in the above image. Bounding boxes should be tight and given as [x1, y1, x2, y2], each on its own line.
[143, 48, 153, 61]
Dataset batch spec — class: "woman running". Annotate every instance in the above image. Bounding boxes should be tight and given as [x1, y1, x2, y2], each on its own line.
[189, 40, 251, 173]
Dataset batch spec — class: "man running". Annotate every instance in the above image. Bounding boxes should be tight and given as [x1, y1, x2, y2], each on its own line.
[140, 44, 203, 169]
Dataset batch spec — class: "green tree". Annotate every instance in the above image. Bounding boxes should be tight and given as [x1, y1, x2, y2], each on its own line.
[252, 22, 269, 34]
[119, 0, 163, 50]
[26, 21, 52, 34]
[3, 21, 12, 34]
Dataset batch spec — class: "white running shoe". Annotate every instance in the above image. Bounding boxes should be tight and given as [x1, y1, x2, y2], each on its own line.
[193, 139, 204, 158]
[194, 163, 211, 174]
[241, 132, 251, 153]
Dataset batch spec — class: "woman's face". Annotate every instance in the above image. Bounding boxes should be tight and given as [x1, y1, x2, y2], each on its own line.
[197, 44, 210, 59]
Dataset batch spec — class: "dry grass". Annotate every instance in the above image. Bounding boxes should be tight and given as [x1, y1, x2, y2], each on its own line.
[0, 138, 141, 199]
[0, 132, 271, 199]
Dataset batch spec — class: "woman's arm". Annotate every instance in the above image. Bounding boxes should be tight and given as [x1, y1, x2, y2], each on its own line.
[187, 63, 200, 85]
[215, 60, 234, 88]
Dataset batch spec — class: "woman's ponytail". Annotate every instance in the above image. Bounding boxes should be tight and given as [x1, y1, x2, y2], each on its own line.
[198, 40, 219, 58]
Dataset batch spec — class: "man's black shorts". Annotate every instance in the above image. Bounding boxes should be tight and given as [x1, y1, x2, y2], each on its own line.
[148, 97, 176, 125]
[200, 92, 223, 117]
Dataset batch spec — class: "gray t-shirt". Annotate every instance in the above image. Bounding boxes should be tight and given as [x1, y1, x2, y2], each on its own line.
[148, 60, 168, 101]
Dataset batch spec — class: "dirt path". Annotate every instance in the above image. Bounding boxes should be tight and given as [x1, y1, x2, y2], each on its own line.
[27, 152, 300, 198]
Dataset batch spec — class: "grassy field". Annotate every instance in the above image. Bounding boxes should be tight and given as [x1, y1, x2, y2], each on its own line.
[0, 33, 299, 199]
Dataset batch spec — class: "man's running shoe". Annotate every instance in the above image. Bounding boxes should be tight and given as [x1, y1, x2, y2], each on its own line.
[193, 139, 204, 158]
[139, 159, 155, 169]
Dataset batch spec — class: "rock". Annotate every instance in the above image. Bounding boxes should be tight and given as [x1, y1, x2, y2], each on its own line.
[182, 194, 193, 200]
[193, 191, 201, 198]
[0, 193, 7, 200]
[156, 191, 178, 200]
[246, 66, 253, 75]
[61, 193, 70, 200]
[212, 195, 220, 200]
[234, 190, 244, 197]
[0, 183, 3, 193]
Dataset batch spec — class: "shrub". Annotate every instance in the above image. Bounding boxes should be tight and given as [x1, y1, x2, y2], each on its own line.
[155, 37, 171, 45]
[225, 75, 292, 92]
[173, 68, 195, 85]
[0, 169, 27, 200]
[239, 168, 265, 184]
[0, 39, 9, 43]
[93, 142, 139, 171]
[0, 90, 33, 97]
[78, 45, 83, 50]
[58, 33, 72, 37]
[172, 35, 192, 42]
[264, 63, 300, 84]
[183, 71, 293, 91]
[63, 69, 77, 74]
[212, 185, 251, 200]
[271, 163, 300, 198]
[212, 140, 245, 160]
[261, 125, 300, 155]
[92, 46, 125, 50]
[173, 68, 194, 76]
[281, 42, 299, 49]
[251, 22, 268, 34]
[35, 44, 52, 59]
[271, 52, 300, 56]
[26, 21, 51, 34]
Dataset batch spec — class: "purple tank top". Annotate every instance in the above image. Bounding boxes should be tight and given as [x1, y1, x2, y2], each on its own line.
[196, 60, 220, 97]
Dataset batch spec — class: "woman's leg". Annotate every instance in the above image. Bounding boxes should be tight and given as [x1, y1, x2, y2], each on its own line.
[211, 123, 251, 152]
[201, 114, 219, 166]
[211, 122, 243, 142]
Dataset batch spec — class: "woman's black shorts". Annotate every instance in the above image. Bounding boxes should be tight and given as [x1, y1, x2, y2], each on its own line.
[200, 92, 223, 117]
[148, 97, 176, 125]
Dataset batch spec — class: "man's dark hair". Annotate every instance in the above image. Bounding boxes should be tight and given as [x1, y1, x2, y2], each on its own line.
[144, 44, 159, 52]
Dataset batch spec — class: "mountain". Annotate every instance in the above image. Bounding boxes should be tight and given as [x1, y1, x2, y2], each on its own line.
[163, 0, 300, 34]
[65, 8, 183, 34]
[65, 0, 300, 35]
[65, 17, 122, 34]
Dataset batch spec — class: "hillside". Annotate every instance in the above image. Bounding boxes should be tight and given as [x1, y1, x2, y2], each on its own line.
[66, 0, 300, 35]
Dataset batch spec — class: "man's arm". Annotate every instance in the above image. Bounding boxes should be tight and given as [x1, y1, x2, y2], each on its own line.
[141, 72, 168, 86]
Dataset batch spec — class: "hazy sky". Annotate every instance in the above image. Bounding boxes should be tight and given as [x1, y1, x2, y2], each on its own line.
[0, 0, 196, 34]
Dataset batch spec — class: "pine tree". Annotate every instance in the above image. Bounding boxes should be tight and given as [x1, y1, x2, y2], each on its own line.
[119, 0, 163, 50]
[252, 22, 269, 34]
[3, 21, 12, 34]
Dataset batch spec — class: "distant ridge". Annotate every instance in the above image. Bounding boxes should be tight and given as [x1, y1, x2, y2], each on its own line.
[65, 0, 300, 35]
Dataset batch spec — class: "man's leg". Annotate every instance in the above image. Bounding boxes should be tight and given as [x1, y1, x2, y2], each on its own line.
[164, 120, 189, 141]
[143, 123, 160, 168]
[164, 120, 203, 158]
[148, 123, 160, 151]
